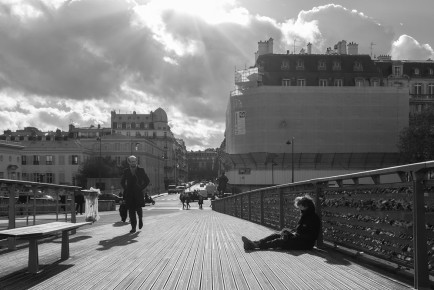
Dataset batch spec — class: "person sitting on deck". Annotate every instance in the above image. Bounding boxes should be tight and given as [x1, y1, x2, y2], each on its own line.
[241, 195, 320, 251]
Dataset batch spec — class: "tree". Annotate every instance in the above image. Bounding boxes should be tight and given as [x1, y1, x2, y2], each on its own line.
[75, 157, 123, 188]
[398, 108, 434, 163]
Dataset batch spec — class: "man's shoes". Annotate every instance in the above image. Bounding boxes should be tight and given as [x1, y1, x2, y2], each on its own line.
[130, 228, 136, 233]
[139, 219, 143, 229]
[241, 236, 256, 251]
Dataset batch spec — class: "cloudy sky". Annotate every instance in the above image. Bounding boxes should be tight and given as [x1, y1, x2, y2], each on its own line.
[0, 0, 433, 151]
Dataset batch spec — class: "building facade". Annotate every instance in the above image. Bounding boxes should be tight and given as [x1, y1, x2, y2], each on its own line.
[0, 140, 24, 180]
[187, 149, 218, 181]
[0, 108, 186, 193]
[223, 38, 410, 191]
[110, 108, 188, 187]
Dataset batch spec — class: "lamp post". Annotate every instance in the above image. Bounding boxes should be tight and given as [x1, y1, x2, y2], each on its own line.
[286, 137, 295, 183]
[96, 136, 102, 188]
[271, 161, 277, 185]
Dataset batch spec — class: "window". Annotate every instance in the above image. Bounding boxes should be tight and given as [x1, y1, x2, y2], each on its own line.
[297, 79, 306, 86]
[318, 60, 326, 70]
[282, 79, 291, 86]
[355, 79, 364, 87]
[334, 79, 343, 87]
[33, 155, 40, 165]
[59, 173, 65, 183]
[126, 123, 131, 129]
[394, 66, 402, 76]
[33, 173, 40, 182]
[429, 68, 434, 75]
[371, 79, 379, 87]
[0, 172, 3, 179]
[22, 155, 27, 165]
[319, 79, 328, 86]
[46, 155, 53, 165]
[353, 61, 363, 71]
[414, 68, 420, 75]
[46, 173, 53, 183]
[117, 123, 122, 129]
[131, 122, 136, 129]
[414, 83, 422, 95]
[72, 155, 79, 165]
[22, 173, 28, 181]
[135, 131, 140, 136]
[296, 59, 304, 70]
[332, 61, 341, 71]
[428, 83, 434, 95]
[281, 60, 290, 70]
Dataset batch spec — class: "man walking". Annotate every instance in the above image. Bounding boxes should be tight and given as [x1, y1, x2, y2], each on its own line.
[121, 155, 150, 233]
[217, 171, 229, 196]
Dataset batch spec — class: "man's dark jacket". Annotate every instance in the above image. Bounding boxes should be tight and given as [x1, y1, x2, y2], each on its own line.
[121, 166, 150, 208]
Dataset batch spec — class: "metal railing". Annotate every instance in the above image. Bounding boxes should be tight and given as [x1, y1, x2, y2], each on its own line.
[212, 161, 434, 289]
[0, 179, 80, 250]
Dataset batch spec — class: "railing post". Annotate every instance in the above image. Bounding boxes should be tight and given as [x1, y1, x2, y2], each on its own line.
[413, 170, 430, 289]
[7, 183, 16, 250]
[315, 183, 324, 248]
[240, 195, 243, 218]
[279, 187, 284, 229]
[71, 190, 76, 223]
[248, 193, 251, 221]
[31, 185, 37, 225]
[260, 191, 264, 225]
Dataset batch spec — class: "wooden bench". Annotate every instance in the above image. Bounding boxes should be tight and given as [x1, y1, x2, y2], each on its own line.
[0, 221, 91, 273]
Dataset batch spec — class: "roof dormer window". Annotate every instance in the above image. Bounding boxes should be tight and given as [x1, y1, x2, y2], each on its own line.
[332, 60, 341, 71]
[353, 61, 363, 71]
[414, 68, 420, 75]
[281, 60, 290, 70]
[296, 59, 304, 70]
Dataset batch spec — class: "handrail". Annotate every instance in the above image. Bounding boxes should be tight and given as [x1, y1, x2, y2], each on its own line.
[0, 179, 81, 250]
[212, 161, 434, 289]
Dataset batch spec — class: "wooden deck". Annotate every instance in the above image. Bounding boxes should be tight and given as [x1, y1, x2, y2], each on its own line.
[0, 210, 414, 290]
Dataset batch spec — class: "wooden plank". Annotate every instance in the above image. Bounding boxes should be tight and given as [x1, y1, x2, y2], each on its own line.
[0, 210, 414, 290]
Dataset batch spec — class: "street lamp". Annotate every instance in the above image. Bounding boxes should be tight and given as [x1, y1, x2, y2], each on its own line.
[286, 137, 295, 183]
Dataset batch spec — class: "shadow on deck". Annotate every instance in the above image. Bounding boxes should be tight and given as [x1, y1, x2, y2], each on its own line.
[0, 210, 414, 290]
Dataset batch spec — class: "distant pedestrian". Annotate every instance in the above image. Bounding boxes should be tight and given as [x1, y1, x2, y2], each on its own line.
[75, 191, 85, 215]
[185, 192, 191, 210]
[121, 155, 150, 233]
[60, 195, 66, 211]
[241, 195, 320, 251]
[198, 195, 204, 209]
[217, 172, 229, 196]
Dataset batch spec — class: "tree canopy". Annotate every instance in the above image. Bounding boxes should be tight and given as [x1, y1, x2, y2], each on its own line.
[75, 157, 124, 188]
[398, 108, 434, 163]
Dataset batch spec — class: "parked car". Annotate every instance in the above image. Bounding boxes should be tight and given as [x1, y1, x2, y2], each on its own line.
[176, 185, 185, 193]
[168, 185, 178, 194]
[99, 192, 122, 203]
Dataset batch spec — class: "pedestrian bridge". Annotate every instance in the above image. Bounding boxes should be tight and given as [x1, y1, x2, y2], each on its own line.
[0, 206, 413, 290]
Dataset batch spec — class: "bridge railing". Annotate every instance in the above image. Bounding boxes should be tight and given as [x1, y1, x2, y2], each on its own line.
[212, 161, 434, 289]
[0, 179, 80, 249]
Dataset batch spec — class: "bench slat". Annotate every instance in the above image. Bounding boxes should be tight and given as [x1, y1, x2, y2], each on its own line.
[0, 222, 91, 239]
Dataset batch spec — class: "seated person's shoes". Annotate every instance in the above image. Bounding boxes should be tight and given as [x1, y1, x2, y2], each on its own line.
[241, 236, 256, 250]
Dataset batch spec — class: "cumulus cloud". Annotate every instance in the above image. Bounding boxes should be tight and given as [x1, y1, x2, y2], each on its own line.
[391, 35, 434, 60]
[0, 0, 432, 150]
